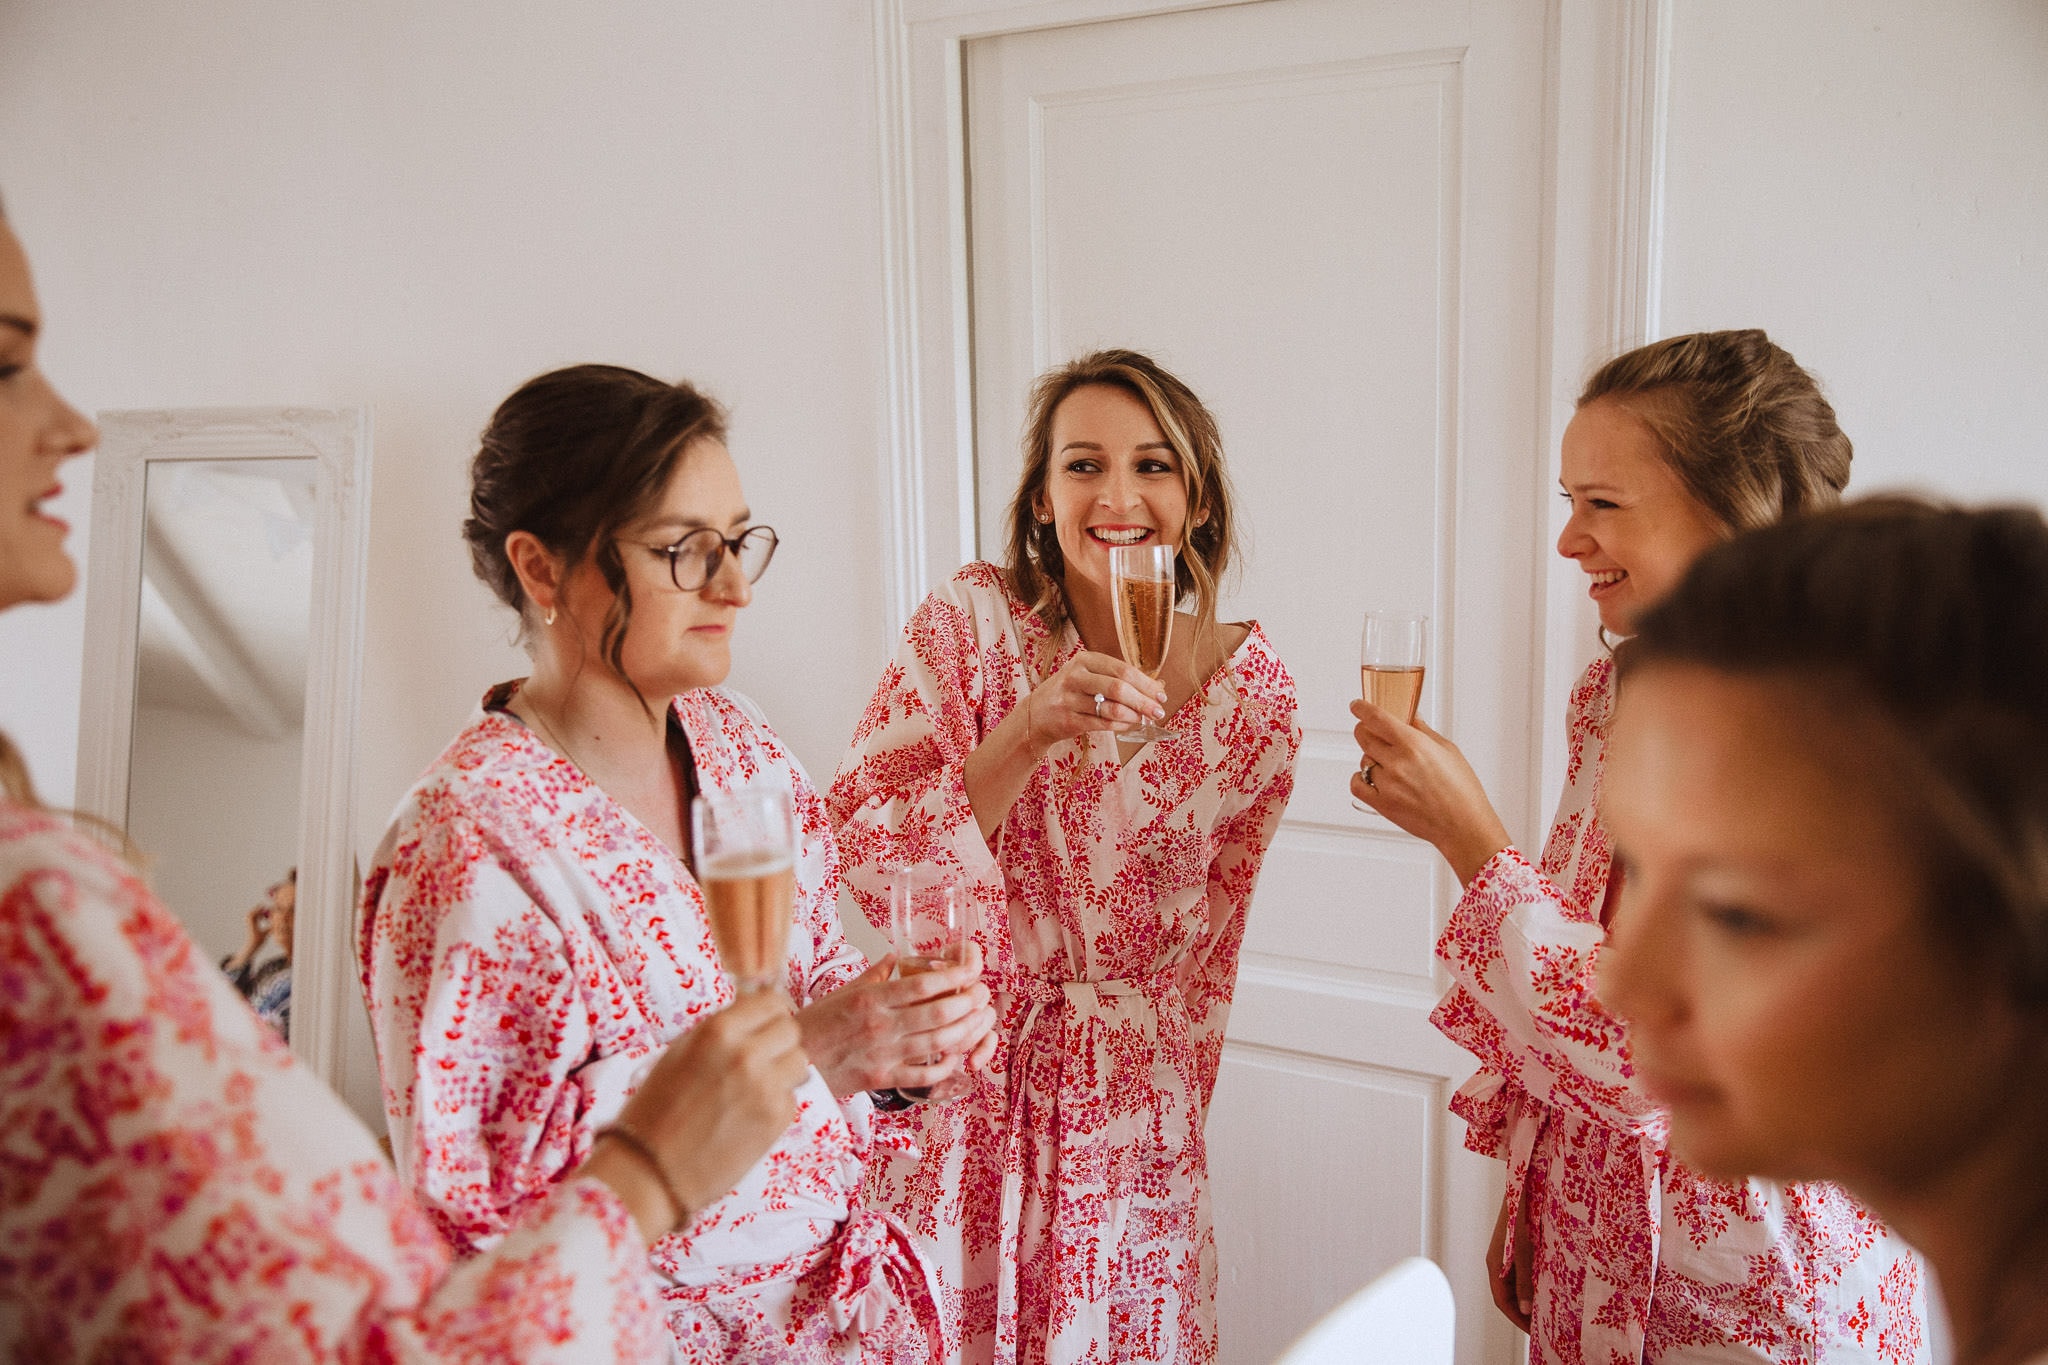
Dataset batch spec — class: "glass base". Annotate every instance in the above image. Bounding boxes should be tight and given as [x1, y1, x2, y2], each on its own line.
[1121, 720, 1174, 744]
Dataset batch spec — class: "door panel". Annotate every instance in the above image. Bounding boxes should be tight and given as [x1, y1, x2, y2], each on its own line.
[967, 3, 1545, 1360]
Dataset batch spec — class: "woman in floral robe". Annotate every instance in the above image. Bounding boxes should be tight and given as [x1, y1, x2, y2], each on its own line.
[1352, 331, 1928, 1362]
[0, 209, 807, 1362]
[2, 801, 669, 1361]
[362, 364, 992, 1363]
[829, 352, 1300, 1365]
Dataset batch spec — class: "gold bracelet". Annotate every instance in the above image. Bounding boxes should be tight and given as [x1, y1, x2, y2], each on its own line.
[594, 1122, 690, 1234]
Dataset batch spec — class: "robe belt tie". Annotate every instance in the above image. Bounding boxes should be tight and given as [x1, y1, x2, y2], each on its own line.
[827, 1208, 945, 1356]
[659, 1207, 941, 1357]
[993, 968, 1192, 1356]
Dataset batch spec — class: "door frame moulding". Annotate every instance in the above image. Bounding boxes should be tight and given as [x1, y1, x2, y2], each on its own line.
[870, 0, 1259, 642]
[1529, 0, 1671, 831]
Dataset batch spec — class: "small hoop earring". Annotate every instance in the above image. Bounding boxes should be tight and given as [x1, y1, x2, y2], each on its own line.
[544, 606, 557, 627]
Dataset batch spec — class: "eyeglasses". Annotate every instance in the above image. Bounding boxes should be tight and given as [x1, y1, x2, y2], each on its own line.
[623, 525, 779, 592]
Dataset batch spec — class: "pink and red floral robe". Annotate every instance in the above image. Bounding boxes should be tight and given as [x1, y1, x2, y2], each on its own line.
[827, 563, 1300, 1365]
[360, 684, 941, 1364]
[0, 799, 666, 1362]
[1432, 657, 1930, 1364]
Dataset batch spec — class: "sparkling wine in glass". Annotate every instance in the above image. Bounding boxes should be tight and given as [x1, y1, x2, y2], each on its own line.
[887, 868, 980, 1103]
[692, 785, 797, 994]
[1109, 542, 1177, 743]
[1354, 610, 1428, 812]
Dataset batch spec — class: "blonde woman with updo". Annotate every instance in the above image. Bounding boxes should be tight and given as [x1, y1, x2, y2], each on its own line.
[1351, 332, 1931, 1362]
[829, 350, 1300, 1365]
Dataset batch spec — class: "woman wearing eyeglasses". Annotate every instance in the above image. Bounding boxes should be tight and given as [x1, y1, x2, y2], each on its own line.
[359, 365, 995, 1363]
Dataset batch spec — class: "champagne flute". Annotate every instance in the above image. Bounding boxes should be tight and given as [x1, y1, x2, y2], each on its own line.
[691, 784, 797, 994]
[1109, 542, 1177, 743]
[1353, 610, 1428, 813]
[887, 868, 981, 1103]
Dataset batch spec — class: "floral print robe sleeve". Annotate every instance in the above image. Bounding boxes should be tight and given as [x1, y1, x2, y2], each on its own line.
[360, 685, 939, 1364]
[1431, 658, 1930, 1365]
[827, 563, 1300, 1365]
[0, 801, 664, 1363]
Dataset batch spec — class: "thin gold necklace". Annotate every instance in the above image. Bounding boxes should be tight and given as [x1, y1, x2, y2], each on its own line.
[518, 685, 585, 774]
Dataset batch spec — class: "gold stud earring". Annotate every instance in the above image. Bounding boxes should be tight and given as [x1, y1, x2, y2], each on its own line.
[544, 606, 557, 627]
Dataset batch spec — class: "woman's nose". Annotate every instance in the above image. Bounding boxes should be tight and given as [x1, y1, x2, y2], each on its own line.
[1557, 511, 1593, 561]
[39, 373, 97, 460]
[703, 546, 752, 606]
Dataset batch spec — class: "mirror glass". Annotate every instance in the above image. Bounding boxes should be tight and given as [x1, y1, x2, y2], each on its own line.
[126, 457, 317, 1019]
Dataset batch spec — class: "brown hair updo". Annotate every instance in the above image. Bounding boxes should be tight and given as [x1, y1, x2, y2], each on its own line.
[463, 364, 727, 687]
[1003, 349, 1237, 661]
[1623, 496, 2048, 1008]
[1581, 329, 1852, 532]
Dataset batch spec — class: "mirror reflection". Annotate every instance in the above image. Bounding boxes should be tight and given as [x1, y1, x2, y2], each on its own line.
[126, 457, 316, 1035]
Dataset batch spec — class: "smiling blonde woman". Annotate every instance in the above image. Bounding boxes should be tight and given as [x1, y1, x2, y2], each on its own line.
[829, 350, 1300, 1364]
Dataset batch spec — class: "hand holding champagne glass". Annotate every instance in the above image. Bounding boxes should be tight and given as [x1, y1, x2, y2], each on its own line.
[1109, 543, 1177, 743]
[888, 869, 981, 1103]
[692, 784, 797, 994]
[1354, 610, 1427, 811]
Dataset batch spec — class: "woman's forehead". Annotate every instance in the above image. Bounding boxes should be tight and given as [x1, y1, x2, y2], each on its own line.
[635, 439, 748, 533]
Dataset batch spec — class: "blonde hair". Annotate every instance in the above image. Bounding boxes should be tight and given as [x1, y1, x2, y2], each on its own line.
[0, 731, 38, 807]
[0, 729, 146, 867]
[1003, 350, 1237, 667]
[1580, 329, 1851, 533]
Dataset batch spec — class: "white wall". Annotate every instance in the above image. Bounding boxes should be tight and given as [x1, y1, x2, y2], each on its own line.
[1660, 0, 2048, 503]
[0, 0, 898, 1120]
[128, 701, 302, 965]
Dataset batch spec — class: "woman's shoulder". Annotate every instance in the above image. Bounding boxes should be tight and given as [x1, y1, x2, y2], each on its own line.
[946, 559, 1014, 599]
[1570, 655, 1617, 733]
[0, 800, 132, 901]
[0, 799, 290, 1064]
[902, 562, 1043, 663]
[1224, 620, 1300, 714]
[380, 697, 556, 838]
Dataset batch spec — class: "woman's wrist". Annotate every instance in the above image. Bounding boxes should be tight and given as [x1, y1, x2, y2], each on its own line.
[584, 1124, 690, 1246]
[1448, 827, 1514, 888]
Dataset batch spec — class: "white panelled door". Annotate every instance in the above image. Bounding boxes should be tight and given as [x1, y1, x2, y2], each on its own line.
[965, 3, 1548, 1361]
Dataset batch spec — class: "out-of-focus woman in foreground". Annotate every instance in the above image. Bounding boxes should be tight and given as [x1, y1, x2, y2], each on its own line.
[1603, 497, 2048, 1365]
[0, 202, 809, 1362]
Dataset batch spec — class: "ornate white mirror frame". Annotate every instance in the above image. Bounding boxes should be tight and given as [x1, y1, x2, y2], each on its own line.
[74, 407, 372, 1089]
